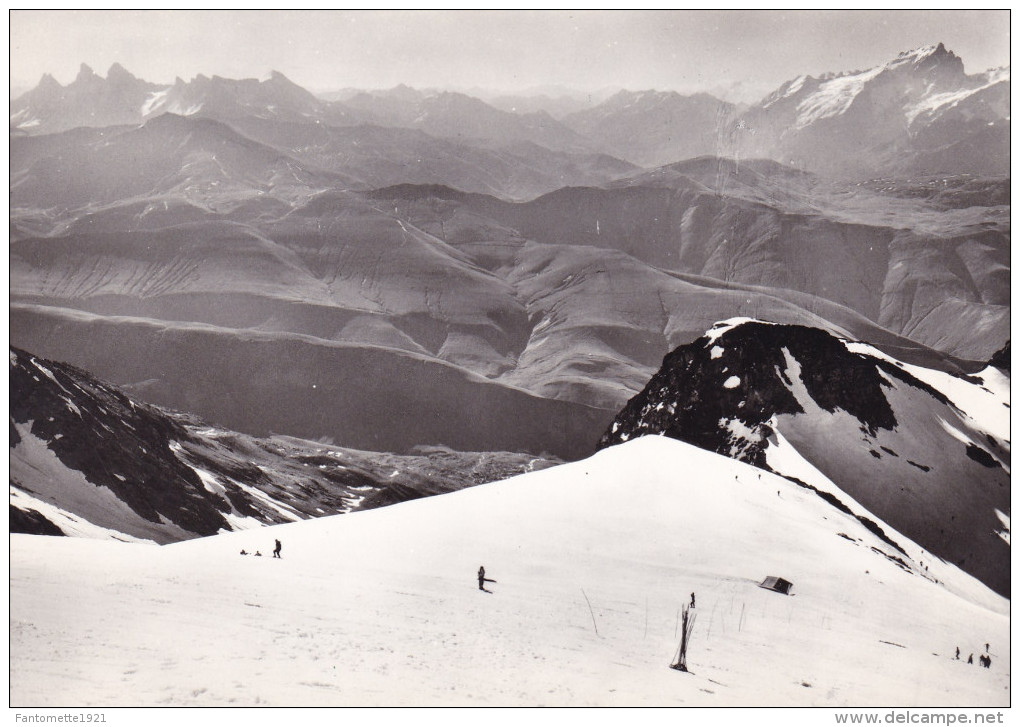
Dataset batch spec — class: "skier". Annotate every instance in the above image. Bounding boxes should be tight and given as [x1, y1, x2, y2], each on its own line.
[477, 566, 496, 592]
[273, 539, 282, 559]
[967, 653, 974, 664]
[955, 646, 960, 660]
[240, 549, 248, 556]
[690, 592, 696, 608]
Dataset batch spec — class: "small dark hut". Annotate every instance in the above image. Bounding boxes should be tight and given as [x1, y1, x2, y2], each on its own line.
[759, 576, 793, 595]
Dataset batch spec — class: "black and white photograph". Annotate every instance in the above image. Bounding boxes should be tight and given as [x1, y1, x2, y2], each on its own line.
[8, 9, 1011, 715]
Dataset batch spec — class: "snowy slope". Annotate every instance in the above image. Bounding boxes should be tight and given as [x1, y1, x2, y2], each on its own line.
[10, 437, 1008, 707]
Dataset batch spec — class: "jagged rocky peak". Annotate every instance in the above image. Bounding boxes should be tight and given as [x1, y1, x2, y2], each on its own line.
[37, 72, 61, 89]
[75, 62, 99, 83]
[106, 61, 136, 82]
[889, 42, 966, 81]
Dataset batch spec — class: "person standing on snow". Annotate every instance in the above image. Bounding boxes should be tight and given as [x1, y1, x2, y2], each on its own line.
[273, 539, 282, 558]
[478, 566, 496, 591]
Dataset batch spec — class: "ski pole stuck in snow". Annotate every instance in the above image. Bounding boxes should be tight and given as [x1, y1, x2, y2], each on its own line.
[581, 589, 599, 636]
[670, 603, 697, 673]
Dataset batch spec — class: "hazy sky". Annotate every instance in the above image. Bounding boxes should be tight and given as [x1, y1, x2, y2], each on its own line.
[10, 10, 1012, 102]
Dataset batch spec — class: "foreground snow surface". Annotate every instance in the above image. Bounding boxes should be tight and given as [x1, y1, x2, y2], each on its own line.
[10, 437, 1009, 707]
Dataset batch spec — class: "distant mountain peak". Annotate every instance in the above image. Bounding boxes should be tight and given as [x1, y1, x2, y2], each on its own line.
[75, 63, 98, 82]
[37, 72, 61, 89]
[888, 41, 962, 75]
[106, 62, 135, 82]
[896, 42, 948, 61]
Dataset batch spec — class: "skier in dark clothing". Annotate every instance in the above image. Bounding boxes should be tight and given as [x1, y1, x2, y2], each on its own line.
[478, 566, 496, 592]
[968, 653, 974, 664]
[690, 592, 696, 608]
[273, 539, 282, 558]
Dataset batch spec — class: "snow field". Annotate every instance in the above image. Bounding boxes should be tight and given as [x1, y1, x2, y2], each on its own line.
[10, 436, 1009, 707]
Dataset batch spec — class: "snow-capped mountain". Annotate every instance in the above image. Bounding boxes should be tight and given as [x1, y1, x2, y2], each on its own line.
[10, 435, 1009, 706]
[10, 346, 556, 543]
[730, 43, 1010, 177]
[599, 319, 1010, 596]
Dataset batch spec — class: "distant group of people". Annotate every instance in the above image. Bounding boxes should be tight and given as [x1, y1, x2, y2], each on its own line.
[239, 539, 283, 559]
[956, 643, 992, 669]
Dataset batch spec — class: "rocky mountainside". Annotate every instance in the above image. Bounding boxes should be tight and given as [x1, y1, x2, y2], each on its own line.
[452, 158, 1009, 360]
[728, 44, 1009, 178]
[598, 319, 1010, 596]
[226, 117, 637, 200]
[10, 346, 556, 543]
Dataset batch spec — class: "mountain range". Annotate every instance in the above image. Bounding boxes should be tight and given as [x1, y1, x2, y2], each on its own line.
[11, 42, 1009, 180]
